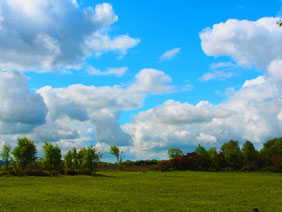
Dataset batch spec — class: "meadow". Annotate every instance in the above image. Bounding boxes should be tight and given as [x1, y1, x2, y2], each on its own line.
[0, 171, 281, 211]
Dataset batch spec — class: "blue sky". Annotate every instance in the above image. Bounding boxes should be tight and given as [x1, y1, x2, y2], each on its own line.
[0, 0, 282, 160]
[26, 0, 281, 115]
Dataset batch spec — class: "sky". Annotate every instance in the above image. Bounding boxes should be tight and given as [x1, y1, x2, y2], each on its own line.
[0, 0, 282, 161]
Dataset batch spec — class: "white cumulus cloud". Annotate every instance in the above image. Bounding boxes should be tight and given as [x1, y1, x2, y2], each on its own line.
[0, 71, 47, 134]
[0, 0, 140, 72]
[200, 17, 282, 69]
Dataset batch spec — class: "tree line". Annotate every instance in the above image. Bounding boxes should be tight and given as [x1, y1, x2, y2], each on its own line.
[159, 138, 281, 172]
[0, 137, 281, 176]
[0, 138, 102, 176]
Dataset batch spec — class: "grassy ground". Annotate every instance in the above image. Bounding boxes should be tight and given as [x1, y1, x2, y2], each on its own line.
[0, 171, 281, 212]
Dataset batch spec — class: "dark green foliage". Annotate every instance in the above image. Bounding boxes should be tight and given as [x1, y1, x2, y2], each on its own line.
[221, 140, 243, 169]
[42, 141, 62, 170]
[207, 148, 217, 169]
[216, 152, 227, 170]
[260, 137, 282, 162]
[63, 146, 102, 174]
[0, 144, 11, 169]
[241, 140, 258, 169]
[121, 159, 158, 166]
[71, 147, 79, 170]
[242, 141, 258, 162]
[168, 148, 184, 159]
[159, 138, 281, 172]
[195, 145, 208, 157]
[12, 137, 37, 169]
[278, 20, 282, 27]
[64, 150, 73, 170]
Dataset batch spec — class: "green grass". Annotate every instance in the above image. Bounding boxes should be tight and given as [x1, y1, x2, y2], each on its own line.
[0, 171, 281, 211]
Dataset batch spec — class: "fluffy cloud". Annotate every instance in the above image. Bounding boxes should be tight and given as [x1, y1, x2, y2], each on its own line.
[267, 59, 282, 82]
[242, 76, 266, 88]
[124, 68, 282, 158]
[132, 100, 232, 125]
[0, 0, 139, 72]
[200, 17, 282, 69]
[196, 133, 217, 144]
[0, 71, 47, 134]
[86, 34, 140, 57]
[128, 69, 173, 94]
[159, 48, 181, 61]
[123, 100, 234, 158]
[28, 68, 173, 147]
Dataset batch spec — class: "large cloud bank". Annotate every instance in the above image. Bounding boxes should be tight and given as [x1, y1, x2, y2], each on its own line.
[0, 71, 47, 134]
[0, 0, 139, 72]
[0, 68, 173, 151]
[124, 71, 282, 158]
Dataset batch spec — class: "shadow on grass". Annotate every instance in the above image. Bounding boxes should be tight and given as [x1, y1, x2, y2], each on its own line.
[92, 173, 115, 178]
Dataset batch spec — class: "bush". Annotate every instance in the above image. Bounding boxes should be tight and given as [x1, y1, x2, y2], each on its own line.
[158, 160, 171, 171]
[270, 155, 282, 172]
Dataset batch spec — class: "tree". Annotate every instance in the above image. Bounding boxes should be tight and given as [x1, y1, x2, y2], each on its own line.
[260, 137, 282, 165]
[168, 148, 184, 160]
[207, 148, 217, 160]
[81, 146, 102, 173]
[12, 137, 37, 169]
[0, 144, 11, 169]
[64, 150, 73, 170]
[110, 145, 122, 163]
[42, 141, 62, 170]
[221, 140, 243, 169]
[241, 141, 258, 166]
[195, 145, 209, 157]
[72, 147, 79, 170]
[278, 20, 282, 27]
[207, 148, 217, 169]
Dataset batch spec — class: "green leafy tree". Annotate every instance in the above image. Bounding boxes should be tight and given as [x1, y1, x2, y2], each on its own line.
[42, 141, 62, 170]
[207, 148, 217, 159]
[64, 150, 73, 170]
[278, 20, 282, 27]
[72, 147, 79, 170]
[207, 148, 217, 168]
[12, 137, 37, 169]
[260, 137, 282, 165]
[110, 145, 122, 163]
[77, 148, 84, 169]
[195, 145, 209, 157]
[0, 144, 11, 169]
[168, 148, 184, 159]
[81, 146, 102, 173]
[221, 140, 243, 169]
[241, 141, 258, 166]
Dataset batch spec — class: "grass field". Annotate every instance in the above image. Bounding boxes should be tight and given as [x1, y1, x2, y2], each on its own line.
[0, 171, 281, 211]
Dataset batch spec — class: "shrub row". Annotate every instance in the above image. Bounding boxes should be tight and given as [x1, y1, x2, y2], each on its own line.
[158, 138, 282, 172]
